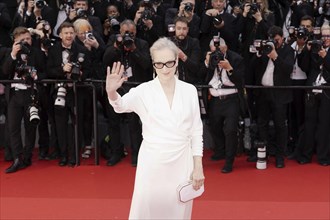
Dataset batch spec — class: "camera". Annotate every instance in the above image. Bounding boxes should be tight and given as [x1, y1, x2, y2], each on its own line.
[17, 41, 30, 54]
[296, 26, 308, 39]
[28, 104, 40, 125]
[242, 2, 260, 18]
[76, 8, 88, 18]
[252, 39, 276, 55]
[40, 22, 53, 49]
[167, 24, 175, 37]
[209, 36, 224, 69]
[85, 31, 94, 40]
[122, 32, 134, 49]
[184, 2, 194, 12]
[70, 53, 85, 80]
[16, 65, 36, 85]
[35, 0, 45, 9]
[213, 14, 223, 26]
[308, 40, 323, 53]
[115, 33, 123, 47]
[141, 0, 152, 8]
[109, 17, 120, 32]
[313, 27, 322, 40]
[54, 83, 67, 108]
[141, 8, 154, 20]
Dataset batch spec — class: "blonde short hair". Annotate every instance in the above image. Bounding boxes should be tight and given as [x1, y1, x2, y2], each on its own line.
[73, 19, 92, 33]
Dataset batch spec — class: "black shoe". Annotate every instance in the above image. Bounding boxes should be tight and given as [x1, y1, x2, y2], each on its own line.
[210, 154, 225, 161]
[221, 164, 233, 173]
[5, 158, 26, 173]
[297, 159, 311, 165]
[38, 151, 48, 160]
[46, 151, 60, 160]
[319, 162, 329, 166]
[68, 159, 76, 167]
[107, 154, 122, 166]
[276, 158, 285, 168]
[58, 157, 68, 166]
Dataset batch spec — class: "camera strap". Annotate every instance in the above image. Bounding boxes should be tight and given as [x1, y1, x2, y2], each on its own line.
[216, 67, 224, 88]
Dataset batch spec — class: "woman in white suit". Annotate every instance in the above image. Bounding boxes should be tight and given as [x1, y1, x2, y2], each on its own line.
[106, 37, 205, 219]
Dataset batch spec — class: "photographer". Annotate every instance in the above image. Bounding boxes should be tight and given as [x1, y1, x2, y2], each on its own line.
[169, 16, 201, 84]
[297, 24, 330, 166]
[251, 26, 295, 168]
[103, 4, 124, 43]
[286, 16, 314, 159]
[73, 18, 106, 159]
[165, 0, 200, 38]
[103, 19, 151, 166]
[64, 0, 103, 36]
[200, 0, 239, 54]
[24, 0, 57, 31]
[200, 37, 245, 173]
[2, 26, 46, 173]
[134, 0, 164, 46]
[28, 19, 59, 160]
[47, 22, 91, 167]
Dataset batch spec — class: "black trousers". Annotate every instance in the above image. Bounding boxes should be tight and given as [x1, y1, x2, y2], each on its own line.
[256, 91, 288, 158]
[299, 92, 330, 164]
[288, 79, 306, 153]
[208, 95, 240, 164]
[7, 89, 37, 159]
[96, 86, 122, 154]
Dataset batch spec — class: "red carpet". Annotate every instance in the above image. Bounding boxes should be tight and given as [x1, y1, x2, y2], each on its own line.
[0, 149, 329, 220]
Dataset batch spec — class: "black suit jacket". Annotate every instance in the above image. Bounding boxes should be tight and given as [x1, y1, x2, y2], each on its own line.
[253, 43, 295, 104]
[2, 45, 46, 101]
[47, 41, 91, 80]
[177, 36, 201, 84]
[103, 36, 152, 83]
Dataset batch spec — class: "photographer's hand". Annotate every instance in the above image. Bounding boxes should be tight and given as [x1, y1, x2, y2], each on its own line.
[219, 59, 233, 72]
[106, 62, 127, 101]
[68, 8, 76, 20]
[63, 63, 72, 73]
[178, 49, 187, 62]
[253, 10, 262, 23]
[205, 9, 219, 17]
[318, 47, 327, 58]
[204, 51, 211, 67]
[11, 42, 22, 60]
[268, 48, 278, 61]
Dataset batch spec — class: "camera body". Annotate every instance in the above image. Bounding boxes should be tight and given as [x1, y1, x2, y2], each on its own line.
[184, 2, 194, 12]
[141, 8, 154, 20]
[18, 41, 31, 54]
[109, 17, 120, 32]
[213, 14, 223, 26]
[167, 24, 175, 38]
[309, 40, 323, 53]
[85, 31, 94, 40]
[252, 39, 276, 55]
[122, 32, 135, 49]
[70, 53, 85, 80]
[288, 26, 309, 40]
[247, 3, 260, 18]
[76, 8, 88, 18]
[35, 0, 45, 9]
[209, 50, 225, 70]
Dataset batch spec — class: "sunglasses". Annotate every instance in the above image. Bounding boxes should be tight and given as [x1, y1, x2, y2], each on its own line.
[153, 60, 176, 69]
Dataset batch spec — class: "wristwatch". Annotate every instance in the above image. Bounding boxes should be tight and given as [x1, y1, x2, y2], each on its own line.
[227, 69, 233, 76]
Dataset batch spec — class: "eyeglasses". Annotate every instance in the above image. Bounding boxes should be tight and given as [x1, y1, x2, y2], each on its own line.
[153, 60, 176, 69]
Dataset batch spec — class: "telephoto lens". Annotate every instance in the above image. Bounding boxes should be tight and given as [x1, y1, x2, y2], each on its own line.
[54, 84, 67, 108]
[256, 141, 267, 169]
[29, 105, 40, 125]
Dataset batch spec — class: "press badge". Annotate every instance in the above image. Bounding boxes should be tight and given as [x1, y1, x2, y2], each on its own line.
[124, 67, 133, 78]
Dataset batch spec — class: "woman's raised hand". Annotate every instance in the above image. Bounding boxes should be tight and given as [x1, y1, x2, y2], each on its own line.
[106, 62, 126, 92]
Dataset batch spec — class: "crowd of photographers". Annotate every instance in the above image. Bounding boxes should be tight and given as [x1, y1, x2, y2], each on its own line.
[0, 0, 329, 174]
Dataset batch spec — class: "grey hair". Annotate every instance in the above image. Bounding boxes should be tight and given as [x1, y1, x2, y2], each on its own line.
[150, 37, 178, 60]
[209, 37, 226, 47]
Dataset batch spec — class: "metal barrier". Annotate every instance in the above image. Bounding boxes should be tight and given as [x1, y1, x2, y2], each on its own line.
[1, 78, 330, 166]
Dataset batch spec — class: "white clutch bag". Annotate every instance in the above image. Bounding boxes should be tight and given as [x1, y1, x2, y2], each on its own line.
[177, 181, 205, 203]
